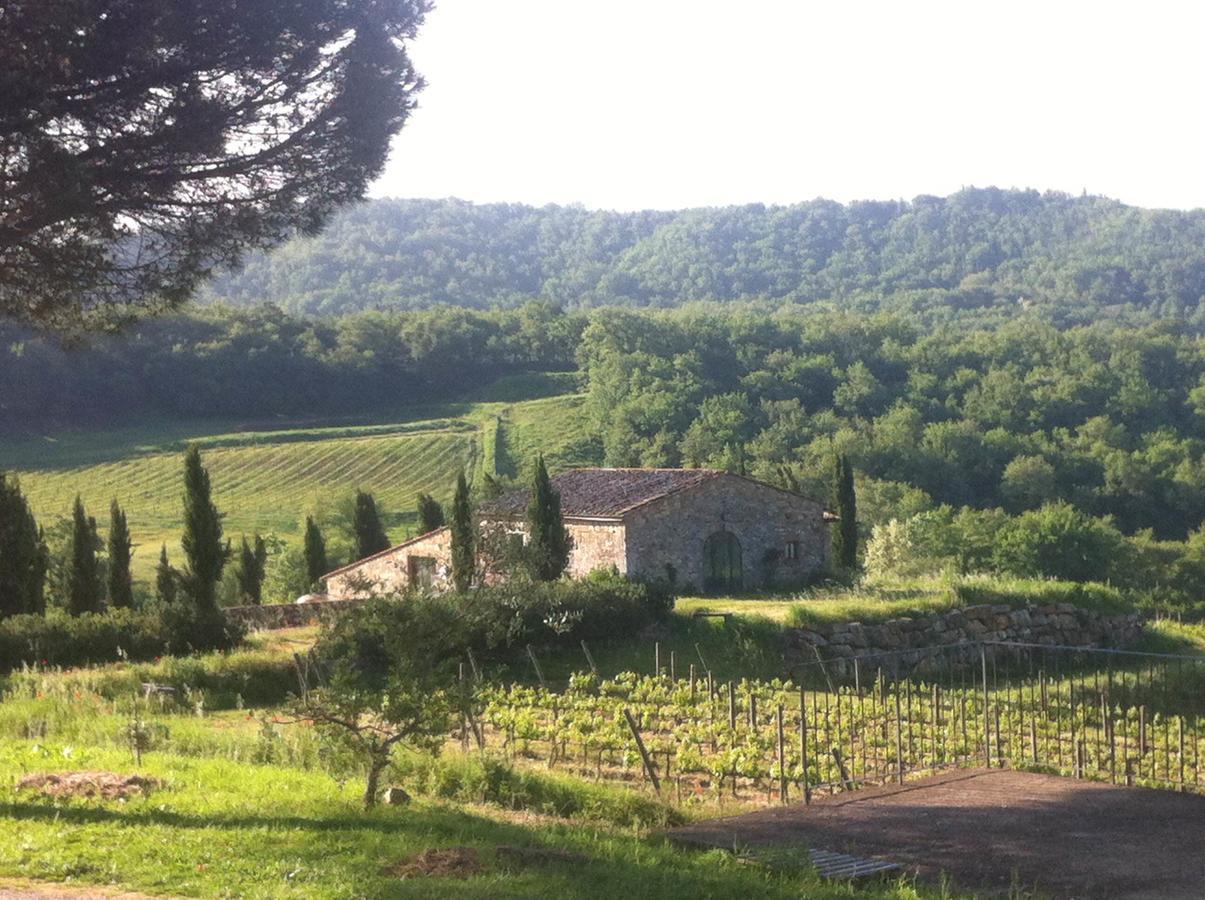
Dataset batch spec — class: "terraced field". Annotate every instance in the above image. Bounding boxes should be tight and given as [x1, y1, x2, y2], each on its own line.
[1, 388, 594, 582]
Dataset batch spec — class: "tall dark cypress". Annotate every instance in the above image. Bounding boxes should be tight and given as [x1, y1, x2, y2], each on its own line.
[526, 455, 570, 581]
[449, 472, 474, 593]
[155, 544, 178, 605]
[180, 446, 225, 613]
[234, 535, 266, 605]
[831, 453, 858, 572]
[0, 473, 47, 617]
[303, 517, 328, 589]
[415, 493, 445, 533]
[107, 499, 134, 608]
[353, 490, 391, 560]
[67, 495, 103, 615]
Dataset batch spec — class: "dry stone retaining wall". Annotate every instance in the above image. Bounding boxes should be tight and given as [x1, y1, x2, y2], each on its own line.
[786, 603, 1144, 672]
[225, 599, 358, 630]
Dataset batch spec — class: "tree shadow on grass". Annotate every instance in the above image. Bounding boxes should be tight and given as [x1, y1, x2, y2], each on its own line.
[0, 797, 525, 841]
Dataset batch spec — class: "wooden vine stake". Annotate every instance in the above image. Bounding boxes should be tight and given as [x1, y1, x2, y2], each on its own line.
[799, 686, 811, 804]
[580, 640, 599, 677]
[622, 708, 661, 794]
[776, 704, 787, 804]
[526, 644, 547, 691]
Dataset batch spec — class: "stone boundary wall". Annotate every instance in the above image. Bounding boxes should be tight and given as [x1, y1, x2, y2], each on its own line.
[786, 603, 1144, 672]
[225, 599, 359, 630]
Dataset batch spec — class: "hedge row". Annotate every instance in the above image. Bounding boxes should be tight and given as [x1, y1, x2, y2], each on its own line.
[0, 607, 243, 674]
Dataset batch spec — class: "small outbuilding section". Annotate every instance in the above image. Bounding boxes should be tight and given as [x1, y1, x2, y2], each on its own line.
[325, 467, 832, 599]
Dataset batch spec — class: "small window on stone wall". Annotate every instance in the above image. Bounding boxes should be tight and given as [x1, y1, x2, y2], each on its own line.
[785, 541, 800, 561]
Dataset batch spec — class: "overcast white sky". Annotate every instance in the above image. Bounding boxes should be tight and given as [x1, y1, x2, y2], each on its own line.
[371, 0, 1205, 211]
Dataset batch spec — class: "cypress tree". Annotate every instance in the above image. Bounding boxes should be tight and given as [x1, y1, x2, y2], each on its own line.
[416, 493, 445, 533]
[0, 473, 47, 617]
[253, 534, 268, 587]
[526, 454, 570, 581]
[180, 446, 225, 613]
[67, 495, 103, 615]
[107, 499, 134, 608]
[234, 535, 267, 605]
[155, 544, 178, 605]
[353, 490, 391, 559]
[449, 472, 474, 593]
[303, 517, 328, 589]
[831, 453, 858, 572]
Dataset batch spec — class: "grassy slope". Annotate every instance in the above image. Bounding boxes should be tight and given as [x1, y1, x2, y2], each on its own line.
[2, 384, 593, 583]
[0, 745, 897, 900]
[0, 636, 928, 900]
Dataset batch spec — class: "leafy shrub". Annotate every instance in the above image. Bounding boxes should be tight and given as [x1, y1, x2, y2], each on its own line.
[0, 605, 244, 674]
[0, 609, 167, 672]
[454, 575, 674, 654]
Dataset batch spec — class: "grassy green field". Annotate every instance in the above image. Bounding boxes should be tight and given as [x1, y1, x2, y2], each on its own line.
[1, 381, 595, 582]
[0, 633, 933, 899]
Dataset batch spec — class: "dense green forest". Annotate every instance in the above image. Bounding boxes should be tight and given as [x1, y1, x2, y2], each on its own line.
[201, 189, 1205, 325]
[6, 186, 1205, 602]
[0, 303, 581, 429]
[4, 303, 1204, 545]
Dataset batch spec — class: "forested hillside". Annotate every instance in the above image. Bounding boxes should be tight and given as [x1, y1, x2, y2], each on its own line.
[202, 189, 1205, 325]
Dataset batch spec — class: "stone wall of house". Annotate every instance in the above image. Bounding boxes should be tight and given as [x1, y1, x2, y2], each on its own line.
[225, 598, 359, 629]
[623, 474, 829, 591]
[785, 603, 1144, 675]
[565, 521, 627, 578]
[325, 528, 452, 600]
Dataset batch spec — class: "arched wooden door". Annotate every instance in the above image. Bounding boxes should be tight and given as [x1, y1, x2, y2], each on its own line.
[703, 531, 743, 593]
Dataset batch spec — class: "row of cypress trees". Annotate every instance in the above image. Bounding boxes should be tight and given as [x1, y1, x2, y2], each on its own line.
[0, 446, 228, 622]
[0, 475, 136, 619]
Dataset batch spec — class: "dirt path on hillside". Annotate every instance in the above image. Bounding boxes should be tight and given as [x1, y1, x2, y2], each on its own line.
[667, 768, 1205, 898]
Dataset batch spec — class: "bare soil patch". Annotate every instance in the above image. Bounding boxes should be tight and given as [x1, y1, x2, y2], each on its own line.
[16, 772, 163, 801]
[0, 880, 172, 899]
[386, 847, 485, 879]
[668, 768, 1205, 899]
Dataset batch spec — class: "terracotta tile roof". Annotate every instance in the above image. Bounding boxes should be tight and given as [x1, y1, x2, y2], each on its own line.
[482, 467, 724, 519]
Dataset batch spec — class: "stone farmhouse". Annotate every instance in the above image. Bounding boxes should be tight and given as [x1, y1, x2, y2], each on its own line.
[324, 467, 834, 599]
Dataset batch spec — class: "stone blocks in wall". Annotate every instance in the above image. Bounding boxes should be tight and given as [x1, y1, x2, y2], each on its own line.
[225, 599, 359, 630]
[786, 604, 1144, 676]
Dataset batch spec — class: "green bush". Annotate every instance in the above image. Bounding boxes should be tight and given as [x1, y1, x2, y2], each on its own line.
[0, 605, 245, 674]
[455, 575, 674, 654]
[316, 576, 674, 680]
[0, 609, 167, 672]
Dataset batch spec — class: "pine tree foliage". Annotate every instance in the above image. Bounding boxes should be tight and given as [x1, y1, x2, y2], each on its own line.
[416, 493, 445, 533]
[831, 453, 858, 572]
[155, 544, 177, 605]
[353, 490, 391, 560]
[180, 446, 226, 613]
[526, 455, 571, 582]
[449, 472, 474, 594]
[0, 474, 47, 618]
[67, 495, 103, 615]
[106, 499, 134, 608]
[303, 517, 328, 589]
[1, 0, 431, 325]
